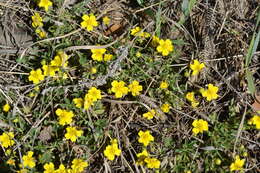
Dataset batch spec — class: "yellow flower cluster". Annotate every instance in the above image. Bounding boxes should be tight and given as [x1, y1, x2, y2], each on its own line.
[190, 59, 205, 76]
[0, 132, 15, 148]
[248, 113, 260, 129]
[131, 26, 150, 38]
[43, 158, 88, 173]
[136, 130, 160, 169]
[192, 119, 208, 135]
[28, 51, 69, 84]
[111, 80, 143, 98]
[104, 139, 121, 161]
[81, 14, 98, 31]
[73, 87, 102, 110]
[91, 48, 113, 62]
[186, 92, 199, 108]
[161, 103, 170, 113]
[31, 12, 46, 38]
[230, 155, 245, 171]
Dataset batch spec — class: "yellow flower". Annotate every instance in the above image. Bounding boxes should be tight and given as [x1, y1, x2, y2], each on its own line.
[91, 48, 106, 61]
[65, 126, 83, 142]
[190, 59, 205, 76]
[51, 51, 69, 69]
[191, 101, 199, 108]
[104, 142, 121, 161]
[201, 84, 219, 101]
[0, 132, 15, 148]
[81, 14, 98, 31]
[55, 109, 74, 126]
[136, 149, 149, 165]
[128, 80, 143, 96]
[6, 159, 15, 166]
[73, 98, 83, 108]
[31, 13, 43, 28]
[17, 169, 28, 173]
[131, 26, 142, 36]
[83, 95, 94, 110]
[102, 16, 110, 25]
[215, 159, 221, 165]
[248, 115, 260, 129]
[104, 54, 113, 61]
[156, 39, 173, 56]
[192, 119, 208, 135]
[43, 162, 55, 173]
[143, 109, 156, 120]
[38, 0, 53, 12]
[230, 156, 245, 171]
[160, 81, 168, 89]
[55, 164, 66, 173]
[136, 52, 142, 57]
[42, 65, 56, 77]
[143, 32, 150, 38]
[161, 103, 170, 113]
[71, 158, 88, 173]
[144, 157, 160, 169]
[138, 130, 154, 146]
[3, 103, 11, 112]
[186, 92, 195, 102]
[22, 151, 36, 168]
[28, 69, 45, 84]
[87, 87, 102, 101]
[111, 80, 128, 98]
[35, 28, 47, 38]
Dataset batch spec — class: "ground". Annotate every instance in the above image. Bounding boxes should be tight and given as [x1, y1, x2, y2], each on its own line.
[0, 0, 259, 173]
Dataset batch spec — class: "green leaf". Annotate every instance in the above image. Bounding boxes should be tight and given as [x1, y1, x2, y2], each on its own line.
[246, 70, 255, 94]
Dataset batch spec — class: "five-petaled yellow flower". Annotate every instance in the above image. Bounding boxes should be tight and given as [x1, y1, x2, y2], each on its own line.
[87, 87, 102, 101]
[128, 80, 143, 96]
[31, 13, 43, 28]
[104, 139, 121, 161]
[160, 81, 168, 89]
[65, 126, 83, 142]
[71, 158, 89, 172]
[38, 0, 53, 12]
[28, 69, 45, 84]
[190, 59, 205, 76]
[91, 48, 106, 61]
[156, 39, 173, 56]
[138, 130, 154, 146]
[3, 103, 11, 112]
[104, 54, 113, 61]
[248, 114, 260, 129]
[192, 119, 208, 135]
[143, 109, 156, 120]
[161, 103, 170, 113]
[51, 51, 69, 69]
[111, 80, 128, 98]
[81, 14, 98, 31]
[230, 155, 245, 171]
[43, 162, 55, 173]
[22, 151, 36, 168]
[201, 84, 219, 101]
[0, 132, 15, 148]
[144, 157, 161, 169]
[55, 108, 74, 126]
